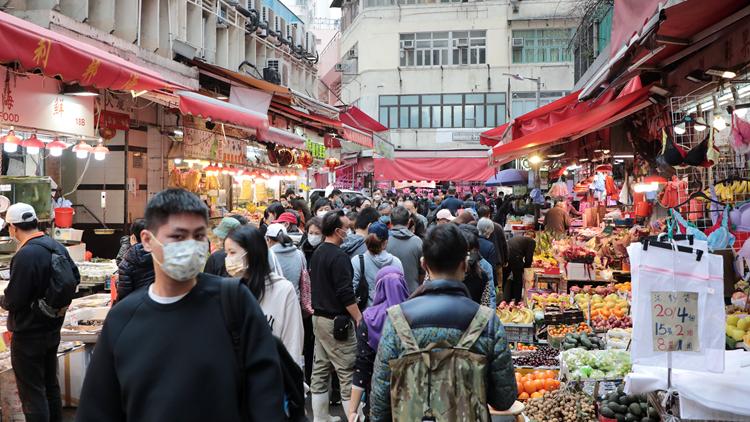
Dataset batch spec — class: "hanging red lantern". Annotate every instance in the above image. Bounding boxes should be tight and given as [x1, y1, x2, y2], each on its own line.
[325, 156, 339, 169]
[298, 150, 313, 167]
[98, 127, 117, 140]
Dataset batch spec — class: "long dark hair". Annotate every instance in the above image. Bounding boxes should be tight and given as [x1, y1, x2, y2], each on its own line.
[267, 231, 294, 247]
[290, 198, 311, 223]
[460, 230, 482, 279]
[226, 225, 271, 303]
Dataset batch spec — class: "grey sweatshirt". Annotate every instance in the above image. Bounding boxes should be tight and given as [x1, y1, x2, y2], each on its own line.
[351, 250, 403, 308]
[270, 243, 305, 298]
[386, 226, 425, 293]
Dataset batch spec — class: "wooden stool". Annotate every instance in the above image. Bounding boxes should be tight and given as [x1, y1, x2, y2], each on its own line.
[489, 400, 525, 422]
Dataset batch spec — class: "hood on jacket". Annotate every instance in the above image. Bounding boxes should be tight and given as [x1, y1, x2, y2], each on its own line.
[369, 250, 396, 267]
[341, 234, 366, 254]
[270, 242, 298, 257]
[390, 225, 415, 240]
[124, 243, 153, 268]
[410, 278, 471, 300]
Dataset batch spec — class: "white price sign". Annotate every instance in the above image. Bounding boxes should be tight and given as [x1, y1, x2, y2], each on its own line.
[651, 291, 699, 352]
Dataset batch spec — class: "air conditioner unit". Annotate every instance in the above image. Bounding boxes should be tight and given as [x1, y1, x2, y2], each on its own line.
[291, 22, 305, 46]
[455, 38, 469, 48]
[347, 47, 357, 59]
[286, 23, 293, 39]
[216, 7, 229, 28]
[334, 63, 344, 72]
[263, 67, 281, 85]
[400, 40, 414, 50]
[266, 59, 290, 86]
[261, 6, 272, 23]
[305, 32, 317, 55]
[511, 37, 524, 48]
[275, 16, 287, 34]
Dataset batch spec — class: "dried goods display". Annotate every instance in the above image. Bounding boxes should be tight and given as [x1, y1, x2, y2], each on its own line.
[523, 385, 596, 422]
[168, 168, 184, 189]
[184, 169, 201, 192]
[206, 174, 220, 190]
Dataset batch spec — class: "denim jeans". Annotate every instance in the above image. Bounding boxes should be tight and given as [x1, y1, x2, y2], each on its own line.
[10, 331, 62, 422]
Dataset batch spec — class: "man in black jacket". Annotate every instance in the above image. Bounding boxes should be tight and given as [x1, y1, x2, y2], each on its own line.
[116, 219, 154, 302]
[76, 189, 284, 422]
[438, 186, 463, 215]
[504, 230, 537, 303]
[0, 203, 80, 422]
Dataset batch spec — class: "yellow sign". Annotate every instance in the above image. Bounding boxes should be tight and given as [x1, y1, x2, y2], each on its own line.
[33, 38, 52, 69]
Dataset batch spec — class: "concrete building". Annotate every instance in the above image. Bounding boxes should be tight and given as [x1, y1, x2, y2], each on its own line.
[331, 0, 580, 152]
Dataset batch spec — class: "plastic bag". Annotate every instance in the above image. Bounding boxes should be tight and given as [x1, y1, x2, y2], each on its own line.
[522, 214, 535, 226]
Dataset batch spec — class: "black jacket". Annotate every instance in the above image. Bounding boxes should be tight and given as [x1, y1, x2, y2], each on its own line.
[116, 236, 131, 266]
[0, 235, 80, 338]
[298, 233, 316, 271]
[117, 243, 155, 301]
[478, 235, 497, 271]
[204, 249, 230, 277]
[401, 278, 485, 332]
[439, 196, 463, 215]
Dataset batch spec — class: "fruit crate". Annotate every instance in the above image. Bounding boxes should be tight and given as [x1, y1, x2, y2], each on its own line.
[503, 323, 535, 343]
[544, 312, 565, 325]
[563, 309, 585, 324]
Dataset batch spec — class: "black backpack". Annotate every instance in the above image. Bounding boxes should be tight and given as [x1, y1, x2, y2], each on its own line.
[356, 254, 369, 312]
[219, 277, 309, 422]
[29, 239, 79, 319]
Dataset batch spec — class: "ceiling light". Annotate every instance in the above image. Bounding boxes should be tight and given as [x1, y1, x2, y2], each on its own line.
[174, 158, 182, 164]
[674, 122, 686, 134]
[72, 140, 93, 159]
[694, 117, 707, 131]
[529, 156, 541, 163]
[92, 142, 110, 160]
[705, 68, 736, 79]
[615, 159, 624, 163]
[713, 114, 726, 131]
[579, 158, 589, 162]
[546, 151, 565, 158]
[1, 130, 21, 153]
[649, 85, 671, 97]
[735, 107, 748, 118]
[685, 69, 710, 84]
[22, 133, 44, 154]
[216, 95, 228, 100]
[62, 84, 99, 96]
[173, 129, 183, 136]
[613, 154, 634, 158]
[46, 137, 68, 157]
[648, 94, 666, 105]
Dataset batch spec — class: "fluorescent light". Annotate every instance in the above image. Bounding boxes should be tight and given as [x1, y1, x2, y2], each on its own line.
[615, 159, 624, 163]
[705, 68, 736, 79]
[174, 158, 182, 164]
[216, 96, 228, 100]
[579, 158, 589, 162]
[174, 129, 183, 136]
[613, 154, 634, 158]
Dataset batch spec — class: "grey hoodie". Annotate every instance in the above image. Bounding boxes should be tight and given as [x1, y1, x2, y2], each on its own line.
[386, 226, 425, 293]
[270, 243, 305, 297]
[340, 234, 367, 258]
[351, 251, 403, 308]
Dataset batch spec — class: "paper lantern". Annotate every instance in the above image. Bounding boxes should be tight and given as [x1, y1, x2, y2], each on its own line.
[325, 157, 339, 169]
[298, 150, 313, 167]
[99, 127, 117, 140]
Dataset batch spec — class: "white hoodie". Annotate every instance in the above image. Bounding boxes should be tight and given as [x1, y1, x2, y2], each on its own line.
[259, 273, 304, 367]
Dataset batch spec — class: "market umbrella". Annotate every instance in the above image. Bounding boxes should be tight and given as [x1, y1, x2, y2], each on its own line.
[485, 169, 529, 187]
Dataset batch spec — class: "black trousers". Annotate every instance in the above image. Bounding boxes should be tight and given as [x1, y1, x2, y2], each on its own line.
[503, 259, 525, 304]
[10, 331, 62, 422]
[303, 316, 315, 384]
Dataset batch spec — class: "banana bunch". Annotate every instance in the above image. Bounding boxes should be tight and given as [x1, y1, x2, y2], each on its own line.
[497, 308, 534, 324]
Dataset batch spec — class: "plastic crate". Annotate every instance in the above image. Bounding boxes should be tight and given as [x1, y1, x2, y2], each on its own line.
[564, 309, 585, 324]
[503, 323, 534, 343]
[544, 312, 565, 325]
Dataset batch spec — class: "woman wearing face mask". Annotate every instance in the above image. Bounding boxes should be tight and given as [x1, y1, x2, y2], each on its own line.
[297, 216, 322, 384]
[266, 202, 286, 223]
[312, 198, 333, 218]
[264, 223, 304, 298]
[224, 225, 304, 366]
[350, 222, 403, 310]
[459, 229, 492, 307]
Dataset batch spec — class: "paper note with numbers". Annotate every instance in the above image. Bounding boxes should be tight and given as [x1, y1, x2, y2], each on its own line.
[651, 291, 699, 352]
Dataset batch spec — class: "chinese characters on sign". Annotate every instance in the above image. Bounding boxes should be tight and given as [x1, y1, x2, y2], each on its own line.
[183, 127, 246, 165]
[306, 139, 326, 159]
[53, 98, 64, 116]
[651, 291, 699, 352]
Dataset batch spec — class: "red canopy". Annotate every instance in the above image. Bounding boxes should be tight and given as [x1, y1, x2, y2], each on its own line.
[343, 125, 373, 148]
[257, 126, 305, 149]
[374, 151, 494, 182]
[480, 123, 509, 147]
[492, 85, 653, 160]
[0, 11, 188, 91]
[178, 91, 269, 130]
[339, 105, 388, 132]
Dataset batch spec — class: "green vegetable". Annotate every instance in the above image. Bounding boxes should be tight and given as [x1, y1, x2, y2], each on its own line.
[614, 414, 626, 422]
[571, 332, 581, 341]
[617, 385, 625, 395]
[563, 342, 577, 350]
[640, 418, 656, 422]
[648, 407, 658, 419]
[625, 413, 638, 422]
[629, 403, 643, 416]
[581, 338, 592, 349]
[618, 396, 629, 406]
[626, 394, 638, 404]
[600, 407, 615, 418]
[639, 402, 648, 411]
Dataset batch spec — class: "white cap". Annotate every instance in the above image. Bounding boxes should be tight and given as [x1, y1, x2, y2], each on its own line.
[6, 203, 37, 225]
[265, 223, 288, 239]
[436, 209, 455, 221]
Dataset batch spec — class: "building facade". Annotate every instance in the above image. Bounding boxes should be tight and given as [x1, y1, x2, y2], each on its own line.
[333, 0, 580, 152]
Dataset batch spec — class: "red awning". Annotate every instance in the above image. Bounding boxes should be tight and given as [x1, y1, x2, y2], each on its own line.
[257, 126, 306, 149]
[480, 123, 509, 146]
[339, 105, 388, 132]
[492, 85, 653, 160]
[343, 125, 373, 148]
[609, 0, 663, 60]
[270, 103, 343, 129]
[178, 91, 269, 130]
[0, 11, 188, 91]
[374, 151, 494, 182]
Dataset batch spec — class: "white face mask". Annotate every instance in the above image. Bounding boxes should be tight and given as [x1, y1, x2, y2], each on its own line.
[346, 229, 353, 237]
[373, 195, 382, 201]
[225, 253, 247, 277]
[308, 234, 323, 247]
[281, 201, 288, 207]
[150, 233, 209, 282]
[317, 210, 328, 217]
[397, 202, 404, 207]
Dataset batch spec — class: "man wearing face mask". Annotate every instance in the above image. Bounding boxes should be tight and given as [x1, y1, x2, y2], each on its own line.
[328, 189, 343, 209]
[76, 189, 285, 422]
[371, 188, 383, 209]
[309, 210, 362, 422]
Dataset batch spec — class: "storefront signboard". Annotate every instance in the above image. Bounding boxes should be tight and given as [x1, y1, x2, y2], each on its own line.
[183, 127, 246, 165]
[306, 138, 326, 159]
[373, 134, 395, 162]
[435, 128, 488, 144]
[0, 68, 94, 137]
[96, 110, 131, 131]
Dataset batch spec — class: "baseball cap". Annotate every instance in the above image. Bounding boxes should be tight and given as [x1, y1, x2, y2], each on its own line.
[273, 212, 298, 225]
[213, 217, 240, 239]
[436, 209, 455, 221]
[6, 203, 37, 225]
[368, 222, 389, 240]
[265, 223, 288, 239]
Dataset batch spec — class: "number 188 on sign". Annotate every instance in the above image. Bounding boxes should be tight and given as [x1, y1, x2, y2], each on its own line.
[651, 291, 699, 352]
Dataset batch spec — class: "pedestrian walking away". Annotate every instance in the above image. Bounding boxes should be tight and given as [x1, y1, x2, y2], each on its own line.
[385, 206, 425, 293]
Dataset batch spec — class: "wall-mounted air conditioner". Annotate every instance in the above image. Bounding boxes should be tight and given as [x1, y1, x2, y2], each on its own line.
[455, 38, 469, 48]
[266, 58, 291, 86]
[347, 47, 357, 58]
[400, 40, 414, 50]
[511, 38, 524, 48]
[216, 7, 229, 28]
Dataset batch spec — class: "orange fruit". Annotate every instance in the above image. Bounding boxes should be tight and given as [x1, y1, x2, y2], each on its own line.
[531, 379, 543, 392]
[519, 392, 530, 399]
[543, 378, 555, 391]
[530, 392, 542, 399]
[515, 372, 522, 381]
[517, 381, 524, 394]
[544, 370, 555, 379]
[524, 381, 536, 395]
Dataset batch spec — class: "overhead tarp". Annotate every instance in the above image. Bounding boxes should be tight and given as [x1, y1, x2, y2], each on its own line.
[229, 86, 273, 115]
[480, 123, 509, 147]
[338, 105, 389, 132]
[257, 126, 306, 149]
[270, 103, 343, 129]
[291, 89, 340, 119]
[492, 84, 653, 161]
[609, 0, 664, 60]
[343, 125, 373, 148]
[0, 11, 188, 91]
[178, 91, 269, 130]
[374, 150, 495, 182]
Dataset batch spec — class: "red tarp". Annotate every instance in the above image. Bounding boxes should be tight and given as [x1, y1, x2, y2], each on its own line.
[178, 91, 269, 130]
[257, 126, 306, 149]
[610, 0, 662, 59]
[343, 125, 374, 148]
[270, 103, 343, 129]
[480, 123, 509, 147]
[374, 156, 495, 182]
[492, 84, 653, 160]
[339, 105, 388, 132]
[0, 11, 188, 91]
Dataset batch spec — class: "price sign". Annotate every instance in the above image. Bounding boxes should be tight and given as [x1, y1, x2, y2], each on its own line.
[651, 291, 699, 352]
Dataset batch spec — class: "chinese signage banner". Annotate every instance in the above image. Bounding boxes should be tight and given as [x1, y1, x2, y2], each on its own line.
[96, 110, 131, 131]
[0, 68, 95, 137]
[306, 138, 326, 159]
[183, 127, 246, 165]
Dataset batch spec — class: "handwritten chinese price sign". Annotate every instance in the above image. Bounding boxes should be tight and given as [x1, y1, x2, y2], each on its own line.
[651, 291, 699, 352]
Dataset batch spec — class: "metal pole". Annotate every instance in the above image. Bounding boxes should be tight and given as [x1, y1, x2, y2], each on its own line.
[535, 77, 541, 110]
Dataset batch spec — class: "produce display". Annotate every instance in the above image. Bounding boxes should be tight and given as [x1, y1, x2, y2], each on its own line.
[560, 330, 605, 351]
[522, 385, 597, 421]
[725, 315, 750, 342]
[530, 292, 571, 306]
[605, 328, 632, 349]
[562, 348, 631, 380]
[513, 345, 561, 367]
[598, 384, 659, 422]
[515, 344, 537, 351]
[515, 370, 560, 399]
[497, 302, 534, 324]
[548, 322, 593, 337]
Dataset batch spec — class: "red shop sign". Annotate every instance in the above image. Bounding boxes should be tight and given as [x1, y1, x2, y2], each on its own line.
[96, 110, 131, 131]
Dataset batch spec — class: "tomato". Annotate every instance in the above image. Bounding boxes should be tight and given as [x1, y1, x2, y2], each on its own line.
[524, 381, 536, 395]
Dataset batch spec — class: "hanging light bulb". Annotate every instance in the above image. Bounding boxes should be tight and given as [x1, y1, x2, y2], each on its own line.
[72, 140, 93, 159]
[713, 114, 726, 131]
[21, 133, 44, 154]
[735, 107, 748, 118]
[2, 130, 22, 153]
[674, 122, 686, 135]
[46, 137, 68, 157]
[92, 142, 110, 161]
[694, 117, 707, 131]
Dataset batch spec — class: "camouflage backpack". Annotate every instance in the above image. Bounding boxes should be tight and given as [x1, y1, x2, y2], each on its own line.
[386, 304, 493, 422]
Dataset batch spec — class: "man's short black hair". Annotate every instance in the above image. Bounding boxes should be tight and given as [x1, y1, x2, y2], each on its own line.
[477, 206, 490, 219]
[373, 188, 382, 194]
[229, 214, 249, 225]
[130, 218, 147, 243]
[356, 206, 381, 230]
[285, 188, 296, 196]
[144, 188, 209, 232]
[321, 209, 345, 237]
[481, 188, 487, 193]
[346, 211, 358, 224]
[423, 224, 468, 274]
[280, 194, 287, 200]
[13, 220, 39, 231]
[329, 189, 342, 198]
[448, 187, 456, 196]
[390, 206, 410, 226]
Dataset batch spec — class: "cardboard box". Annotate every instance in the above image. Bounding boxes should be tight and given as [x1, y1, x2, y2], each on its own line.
[563, 263, 595, 280]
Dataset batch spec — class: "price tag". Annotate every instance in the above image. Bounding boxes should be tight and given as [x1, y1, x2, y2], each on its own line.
[651, 291, 699, 352]
[70, 313, 78, 327]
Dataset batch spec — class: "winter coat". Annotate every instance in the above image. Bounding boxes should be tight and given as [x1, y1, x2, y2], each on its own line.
[116, 236, 130, 266]
[386, 226, 425, 294]
[270, 243, 305, 298]
[117, 243, 155, 301]
[351, 251, 404, 308]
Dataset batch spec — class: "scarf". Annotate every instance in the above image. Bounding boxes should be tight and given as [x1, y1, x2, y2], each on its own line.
[363, 266, 410, 351]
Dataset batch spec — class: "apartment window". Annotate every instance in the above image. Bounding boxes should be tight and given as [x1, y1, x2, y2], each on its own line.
[399, 31, 486, 67]
[379, 93, 506, 129]
[296, 0, 307, 4]
[511, 91, 568, 119]
[511, 28, 572, 64]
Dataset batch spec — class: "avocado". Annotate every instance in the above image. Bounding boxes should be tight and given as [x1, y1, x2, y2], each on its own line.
[638, 393, 648, 402]
[648, 407, 658, 419]
[617, 384, 625, 395]
[625, 413, 638, 422]
[614, 414, 626, 422]
[563, 342, 577, 350]
[619, 396, 630, 406]
[607, 402, 621, 413]
[565, 334, 577, 343]
[570, 332, 581, 341]
[600, 407, 615, 418]
[639, 402, 648, 411]
[640, 418, 656, 422]
[600, 400, 609, 408]
[626, 394, 638, 404]
[581, 338, 592, 349]
[581, 330, 588, 338]
[629, 403, 643, 416]
[607, 392, 619, 402]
